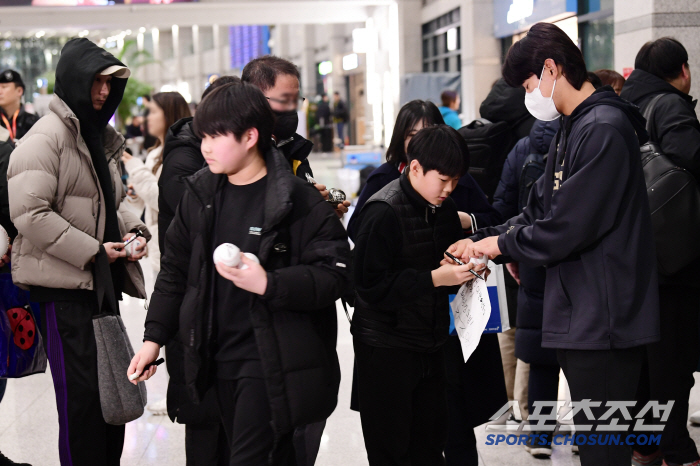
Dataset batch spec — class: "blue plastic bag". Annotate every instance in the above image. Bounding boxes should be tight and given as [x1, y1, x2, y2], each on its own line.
[0, 273, 47, 378]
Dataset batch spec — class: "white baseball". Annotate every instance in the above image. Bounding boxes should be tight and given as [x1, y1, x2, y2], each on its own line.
[213, 243, 240, 267]
[125, 237, 144, 257]
[237, 253, 260, 270]
[470, 254, 489, 265]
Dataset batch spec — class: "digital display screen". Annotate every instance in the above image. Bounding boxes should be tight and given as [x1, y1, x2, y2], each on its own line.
[229, 25, 270, 70]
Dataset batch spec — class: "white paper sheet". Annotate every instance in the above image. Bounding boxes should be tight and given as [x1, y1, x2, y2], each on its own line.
[450, 278, 492, 362]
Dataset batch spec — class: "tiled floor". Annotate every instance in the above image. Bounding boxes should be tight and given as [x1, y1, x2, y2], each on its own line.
[3, 152, 700, 465]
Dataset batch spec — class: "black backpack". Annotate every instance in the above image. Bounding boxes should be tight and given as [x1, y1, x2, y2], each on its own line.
[458, 119, 514, 202]
[641, 94, 700, 275]
[518, 152, 546, 212]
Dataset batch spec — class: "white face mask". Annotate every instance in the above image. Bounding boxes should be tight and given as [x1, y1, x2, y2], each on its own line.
[525, 66, 560, 121]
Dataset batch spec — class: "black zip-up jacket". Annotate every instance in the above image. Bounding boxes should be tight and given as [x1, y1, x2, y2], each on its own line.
[144, 148, 350, 435]
[0, 105, 40, 142]
[472, 88, 660, 350]
[158, 123, 315, 255]
[0, 133, 16, 240]
[621, 69, 700, 182]
[351, 174, 463, 351]
[620, 69, 700, 287]
[277, 132, 314, 180]
[480, 78, 536, 141]
[158, 117, 203, 254]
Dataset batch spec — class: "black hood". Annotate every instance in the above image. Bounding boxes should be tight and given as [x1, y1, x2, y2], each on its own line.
[480, 78, 532, 127]
[620, 69, 694, 106]
[529, 119, 560, 155]
[568, 86, 649, 146]
[163, 117, 200, 162]
[277, 132, 313, 162]
[54, 38, 128, 132]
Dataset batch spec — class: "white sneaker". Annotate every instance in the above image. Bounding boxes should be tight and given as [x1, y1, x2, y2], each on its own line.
[146, 398, 168, 415]
[690, 410, 700, 425]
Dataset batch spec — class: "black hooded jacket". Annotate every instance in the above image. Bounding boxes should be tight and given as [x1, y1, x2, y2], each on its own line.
[50, 38, 130, 304]
[145, 147, 349, 434]
[620, 70, 700, 286]
[480, 78, 536, 141]
[0, 105, 40, 142]
[158, 121, 314, 255]
[472, 88, 660, 350]
[277, 133, 314, 180]
[621, 69, 700, 182]
[158, 117, 203, 254]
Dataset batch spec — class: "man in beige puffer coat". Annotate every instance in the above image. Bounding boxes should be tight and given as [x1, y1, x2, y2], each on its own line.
[7, 38, 151, 466]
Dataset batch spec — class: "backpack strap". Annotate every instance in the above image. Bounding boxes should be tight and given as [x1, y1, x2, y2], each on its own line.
[642, 94, 666, 143]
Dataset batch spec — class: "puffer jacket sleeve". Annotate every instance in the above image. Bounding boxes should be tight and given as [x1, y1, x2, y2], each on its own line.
[144, 191, 195, 343]
[262, 200, 350, 312]
[8, 133, 99, 268]
[124, 152, 160, 212]
[115, 168, 151, 242]
[492, 137, 530, 221]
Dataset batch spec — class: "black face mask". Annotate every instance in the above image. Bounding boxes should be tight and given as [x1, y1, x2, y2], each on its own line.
[273, 110, 298, 141]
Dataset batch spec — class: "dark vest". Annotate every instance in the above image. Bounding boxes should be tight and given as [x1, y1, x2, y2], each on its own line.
[352, 176, 462, 351]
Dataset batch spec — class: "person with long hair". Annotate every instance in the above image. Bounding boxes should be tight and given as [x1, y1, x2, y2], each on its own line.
[347, 100, 500, 241]
[122, 91, 191, 274]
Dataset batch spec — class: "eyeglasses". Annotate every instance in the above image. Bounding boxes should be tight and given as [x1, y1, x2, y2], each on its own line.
[266, 96, 306, 110]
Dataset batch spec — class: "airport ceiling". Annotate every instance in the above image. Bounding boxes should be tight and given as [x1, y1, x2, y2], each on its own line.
[0, 0, 391, 36]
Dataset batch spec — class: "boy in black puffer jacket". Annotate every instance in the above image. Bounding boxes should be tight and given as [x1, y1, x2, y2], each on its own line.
[130, 82, 350, 465]
[352, 125, 487, 465]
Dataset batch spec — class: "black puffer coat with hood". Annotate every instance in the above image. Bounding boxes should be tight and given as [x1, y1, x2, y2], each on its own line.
[158, 117, 203, 254]
[144, 147, 349, 436]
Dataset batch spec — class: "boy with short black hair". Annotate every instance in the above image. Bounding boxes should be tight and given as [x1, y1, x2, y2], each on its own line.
[352, 124, 485, 465]
[453, 22, 659, 466]
[130, 82, 350, 464]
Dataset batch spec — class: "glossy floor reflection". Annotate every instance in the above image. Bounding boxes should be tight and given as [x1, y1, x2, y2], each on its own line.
[3, 152, 700, 465]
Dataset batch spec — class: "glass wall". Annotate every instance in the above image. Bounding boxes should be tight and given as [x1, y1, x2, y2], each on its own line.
[421, 8, 461, 73]
[0, 37, 67, 102]
[580, 16, 614, 71]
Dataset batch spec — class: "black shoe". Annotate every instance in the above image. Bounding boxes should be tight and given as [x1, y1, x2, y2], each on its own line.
[0, 451, 31, 466]
[524, 432, 553, 459]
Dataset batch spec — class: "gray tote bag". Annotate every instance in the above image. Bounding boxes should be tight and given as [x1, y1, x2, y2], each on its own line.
[92, 250, 147, 425]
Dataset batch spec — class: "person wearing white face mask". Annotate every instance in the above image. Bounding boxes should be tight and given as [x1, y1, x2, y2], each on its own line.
[444, 22, 660, 466]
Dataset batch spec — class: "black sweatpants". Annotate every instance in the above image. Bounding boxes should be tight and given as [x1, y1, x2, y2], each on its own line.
[557, 346, 644, 466]
[216, 377, 295, 466]
[354, 338, 448, 466]
[636, 285, 700, 464]
[527, 363, 560, 426]
[39, 300, 125, 466]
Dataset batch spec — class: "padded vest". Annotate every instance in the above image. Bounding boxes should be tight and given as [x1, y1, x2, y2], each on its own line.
[353, 177, 461, 351]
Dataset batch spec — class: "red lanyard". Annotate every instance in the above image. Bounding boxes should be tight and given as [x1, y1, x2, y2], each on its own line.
[398, 162, 407, 173]
[0, 109, 19, 141]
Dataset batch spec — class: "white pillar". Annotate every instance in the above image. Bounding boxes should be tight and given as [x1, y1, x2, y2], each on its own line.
[273, 24, 290, 59]
[152, 27, 161, 91]
[212, 24, 222, 75]
[615, 0, 700, 116]
[459, 0, 501, 123]
[192, 25, 203, 100]
[172, 24, 182, 85]
[300, 24, 316, 100]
